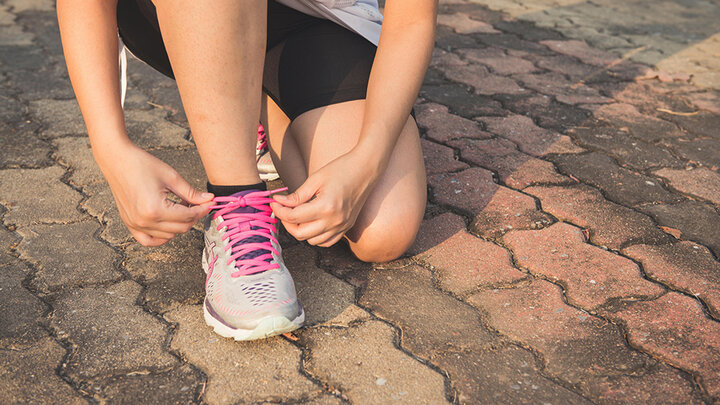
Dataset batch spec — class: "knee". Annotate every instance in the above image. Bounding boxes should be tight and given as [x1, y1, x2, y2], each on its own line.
[347, 218, 422, 263]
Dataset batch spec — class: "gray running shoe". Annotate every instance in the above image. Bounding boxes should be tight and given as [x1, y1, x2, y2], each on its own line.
[202, 189, 303, 340]
[256, 124, 279, 181]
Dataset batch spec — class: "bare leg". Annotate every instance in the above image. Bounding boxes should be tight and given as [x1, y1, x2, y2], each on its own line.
[153, 0, 267, 185]
[265, 98, 426, 262]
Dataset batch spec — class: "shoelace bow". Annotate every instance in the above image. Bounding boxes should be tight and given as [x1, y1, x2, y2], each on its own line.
[210, 188, 286, 277]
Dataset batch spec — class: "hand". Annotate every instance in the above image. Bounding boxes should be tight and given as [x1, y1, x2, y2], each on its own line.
[271, 151, 380, 247]
[96, 142, 215, 246]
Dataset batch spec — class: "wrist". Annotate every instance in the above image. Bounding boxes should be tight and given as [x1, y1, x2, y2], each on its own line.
[91, 134, 137, 169]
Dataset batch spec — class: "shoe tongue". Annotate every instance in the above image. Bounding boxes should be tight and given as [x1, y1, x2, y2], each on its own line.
[226, 189, 272, 265]
[227, 190, 262, 215]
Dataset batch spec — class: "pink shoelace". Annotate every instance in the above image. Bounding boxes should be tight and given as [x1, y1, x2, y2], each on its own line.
[210, 188, 286, 277]
[257, 123, 268, 152]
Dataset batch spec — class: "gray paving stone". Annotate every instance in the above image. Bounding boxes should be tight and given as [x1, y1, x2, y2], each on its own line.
[566, 126, 684, 171]
[0, 122, 52, 168]
[0, 260, 48, 349]
[300, 320, 449, 404]
[654, 167, 720, 206]
[526, 184, 670, 250]
[478, 114, 584, 157]
[421, 139, 469, 175]
[149, 148, 207, 193]
[640, 201, 720, 257]
[51, 280, 178, 379]
[283, 244, 355, 326]
[52, 137, 104, 188]
[17, 221, 121, 292]
[469, 280, 700, 403]
[0, 224, 20, 266]
[0, 91, 26, 123]
[82, 182, 132, 245]
[502, 95, 593, 132]
[7, 63, 74, 101]
[124, 231, 205, 314]
[124, 108, 191, 149]
[358, 265, 499, 355]
[439, 344, 591, 404]
[5, 0, 54, 12]
[415, 102, 491, 143]
[165, 304, 318, 404]
[665, 137, 720, 168]
[88, 365, 202, 405]
[448, 137, 571, 189]
[0, 166, 84, 225]
[429, 167, 553, 238]
[0, 25, 33, 45]
[30, 98, 87, 138]
[420, 84, 506, 118]
[13, 10, 62, 57]
[550, 152, 685, 206]
[592, 103, 685, 143]
[0, 337, 86, 404]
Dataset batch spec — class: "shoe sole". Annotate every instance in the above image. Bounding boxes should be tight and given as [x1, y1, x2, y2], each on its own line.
[259, 171, 280, 181]
[203, 301, 304, 341]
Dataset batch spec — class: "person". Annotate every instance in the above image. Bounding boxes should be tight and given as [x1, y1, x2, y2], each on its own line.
[56, 0, 436, 340]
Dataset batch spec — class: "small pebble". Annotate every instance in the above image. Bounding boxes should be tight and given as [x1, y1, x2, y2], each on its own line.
[376, 378, 387, 386]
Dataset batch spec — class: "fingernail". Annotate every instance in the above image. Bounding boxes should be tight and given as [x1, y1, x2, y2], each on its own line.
[202, 192, 213, 199]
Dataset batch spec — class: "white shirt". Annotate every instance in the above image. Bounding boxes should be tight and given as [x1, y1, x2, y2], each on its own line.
[276, 0, 383, 45]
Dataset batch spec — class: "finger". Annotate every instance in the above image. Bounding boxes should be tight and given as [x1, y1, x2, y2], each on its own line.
[131, 229, 171, 247]
[152, 220, 195, 235]
[166, 171, 214, 205]
[291, 220, 330, 241]
[161, 200, 214, 224]
[307, 230, 343, 247]
[272, 199, 326, 225]
[143, 229, 177, 240]
[273, 177, 318, 208]
[317, 233, 345, 248]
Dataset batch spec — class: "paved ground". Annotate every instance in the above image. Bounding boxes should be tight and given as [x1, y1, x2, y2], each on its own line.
[1, 0, 719, 403]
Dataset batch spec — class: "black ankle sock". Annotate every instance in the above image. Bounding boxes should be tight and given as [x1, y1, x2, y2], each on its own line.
[206, 182, 267, 197]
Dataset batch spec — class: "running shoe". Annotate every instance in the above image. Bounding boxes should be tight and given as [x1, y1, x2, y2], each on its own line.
[202, 188, 304, 340]
[256, 123, 280, 181]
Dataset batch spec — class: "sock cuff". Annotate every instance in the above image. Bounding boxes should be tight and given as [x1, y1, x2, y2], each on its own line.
[207, 181, 267, 197]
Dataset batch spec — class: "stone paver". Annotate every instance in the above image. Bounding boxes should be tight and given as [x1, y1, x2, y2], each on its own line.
[551, 152, 684, 206]
[165, 304, 319, 404]
[503, 222, 665, 310]
[640, 201, 720, 257]
[300, 320, 449, 404]
[478, 114, 583, 157]
[283, 244, 356, 326]
[525, 184, 670, 249]
[51, 281, 178, 380]
[0, 260, 47, 349]
[415, 102, 491, 142]
[655, 167, 720, 206]
[124, 231, 205, 314]
[429, 167, 552, 238]
[17, 221, 121, 292]
[623, 242, 720, 319]
[449, 137, 571, 188]
[469, 280, 703, 403]
[0, 166, 83, 225]
[0, 337, 87, 404]
[2, 0, 720, 402]
[603, 292, 720, 401]
[417, 228, 526, 295]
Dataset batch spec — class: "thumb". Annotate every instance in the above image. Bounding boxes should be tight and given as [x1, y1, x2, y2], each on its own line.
[273, 179, 317, 208]
[167, 173, 214, 205]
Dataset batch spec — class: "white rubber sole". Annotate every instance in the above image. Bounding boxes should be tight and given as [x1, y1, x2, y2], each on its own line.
[203, 302, 304, 341]
[259, 171, 280, 182]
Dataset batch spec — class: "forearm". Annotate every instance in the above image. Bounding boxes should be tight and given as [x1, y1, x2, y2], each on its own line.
[57, 0, 131, 164]
[353, 0, 437, 173]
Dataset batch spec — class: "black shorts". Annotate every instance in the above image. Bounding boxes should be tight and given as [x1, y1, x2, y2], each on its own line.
[117, 0, 377, 121]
